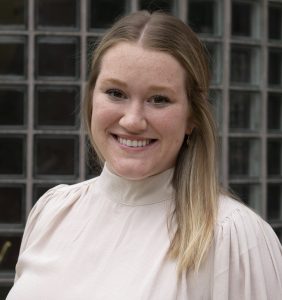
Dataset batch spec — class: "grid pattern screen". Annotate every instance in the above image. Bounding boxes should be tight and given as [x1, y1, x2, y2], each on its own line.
[0, 0, 282, 295]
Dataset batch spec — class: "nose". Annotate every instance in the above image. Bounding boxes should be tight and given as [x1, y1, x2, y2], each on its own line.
[119, 102, 147, 133]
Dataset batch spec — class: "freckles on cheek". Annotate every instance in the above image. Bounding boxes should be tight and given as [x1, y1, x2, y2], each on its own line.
[91, 104, 117, 133]
[158, 113, 188, 132]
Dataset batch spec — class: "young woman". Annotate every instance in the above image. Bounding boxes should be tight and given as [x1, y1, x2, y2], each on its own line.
[7, 11, 282, 300]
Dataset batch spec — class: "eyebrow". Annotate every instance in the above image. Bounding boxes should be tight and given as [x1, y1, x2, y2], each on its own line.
[101, 78, 177, 95]
[101, 78, 128, 88]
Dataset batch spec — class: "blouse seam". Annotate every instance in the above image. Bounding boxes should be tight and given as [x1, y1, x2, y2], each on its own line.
[51, 177, 98, 194]
[112, 195, 173, 207]
[216, 204, 257, 227]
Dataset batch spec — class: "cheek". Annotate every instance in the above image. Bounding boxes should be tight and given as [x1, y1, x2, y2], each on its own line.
[91, 98, 106, 134]
[90, 107, 111, 155]
[154, 109, 189, 137]
[90, 100, 119, 134]
[91, 111, 106, 136]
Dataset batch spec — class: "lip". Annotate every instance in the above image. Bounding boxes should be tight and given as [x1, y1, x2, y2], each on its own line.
[111, 133, 158, 150]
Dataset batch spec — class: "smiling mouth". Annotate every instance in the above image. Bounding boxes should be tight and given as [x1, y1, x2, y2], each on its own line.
[112, 135, 156, 148]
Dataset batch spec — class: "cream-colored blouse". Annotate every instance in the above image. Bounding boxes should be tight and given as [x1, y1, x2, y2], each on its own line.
[7, 166, 282, 300]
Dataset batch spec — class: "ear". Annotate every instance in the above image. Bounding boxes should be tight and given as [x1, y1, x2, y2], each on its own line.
[185, 117, 195, 135]
[185, 126, 194, 135]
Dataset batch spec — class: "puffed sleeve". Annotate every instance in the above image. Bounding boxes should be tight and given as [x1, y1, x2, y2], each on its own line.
[17, 185, 67, 257]
[212, 197, 282, 300]
[14, 178, 96, 283]
[14, 185, 67, 281]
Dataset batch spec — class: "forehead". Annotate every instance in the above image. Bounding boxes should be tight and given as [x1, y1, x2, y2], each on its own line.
[98, 42, 186, 87]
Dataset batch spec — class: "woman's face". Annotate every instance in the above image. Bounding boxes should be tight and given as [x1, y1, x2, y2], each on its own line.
[91, 42, 193, 179]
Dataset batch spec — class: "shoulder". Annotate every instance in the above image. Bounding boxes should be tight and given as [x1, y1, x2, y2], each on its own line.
[212, 195, 282, 298]
[215, 195, 277, 243]
[19, 177, 98, 253]
[217, 194, 260, 224]
[43, 177, 98, 197]
[215, 195, 281, 251]
[34, 177, 98, 213]
[211, 195, 282, 298]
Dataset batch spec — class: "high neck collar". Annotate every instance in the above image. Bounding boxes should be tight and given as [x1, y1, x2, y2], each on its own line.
[96, 164, 175, 206]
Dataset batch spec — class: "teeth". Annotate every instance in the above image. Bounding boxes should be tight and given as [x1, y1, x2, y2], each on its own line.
[117, 137, 151, 147]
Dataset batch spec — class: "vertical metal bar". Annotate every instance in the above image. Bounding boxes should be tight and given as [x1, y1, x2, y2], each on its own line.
[80, 0, 87, 181]
[131, 0, 138, 12]
[178, 0, 188, 22]
[26, 0, 35, 215]
[222, 0, 231, 189]
[261, 0, 268, 219]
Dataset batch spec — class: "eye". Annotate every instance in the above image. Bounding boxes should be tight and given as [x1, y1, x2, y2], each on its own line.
[105, 88, 127, 100]
[148, 95, 171, 106]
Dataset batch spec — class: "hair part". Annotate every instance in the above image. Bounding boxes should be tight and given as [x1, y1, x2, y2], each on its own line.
[84, 10, 219, 274]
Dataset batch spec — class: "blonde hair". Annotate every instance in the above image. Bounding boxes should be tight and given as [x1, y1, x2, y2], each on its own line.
[84, 11, 219, 273]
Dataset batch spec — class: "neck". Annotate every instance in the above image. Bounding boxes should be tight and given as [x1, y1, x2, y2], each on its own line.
[96, 164, 175, 206]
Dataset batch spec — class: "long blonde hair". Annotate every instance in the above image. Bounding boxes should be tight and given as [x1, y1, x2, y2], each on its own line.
[84, 11, 219, 273]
